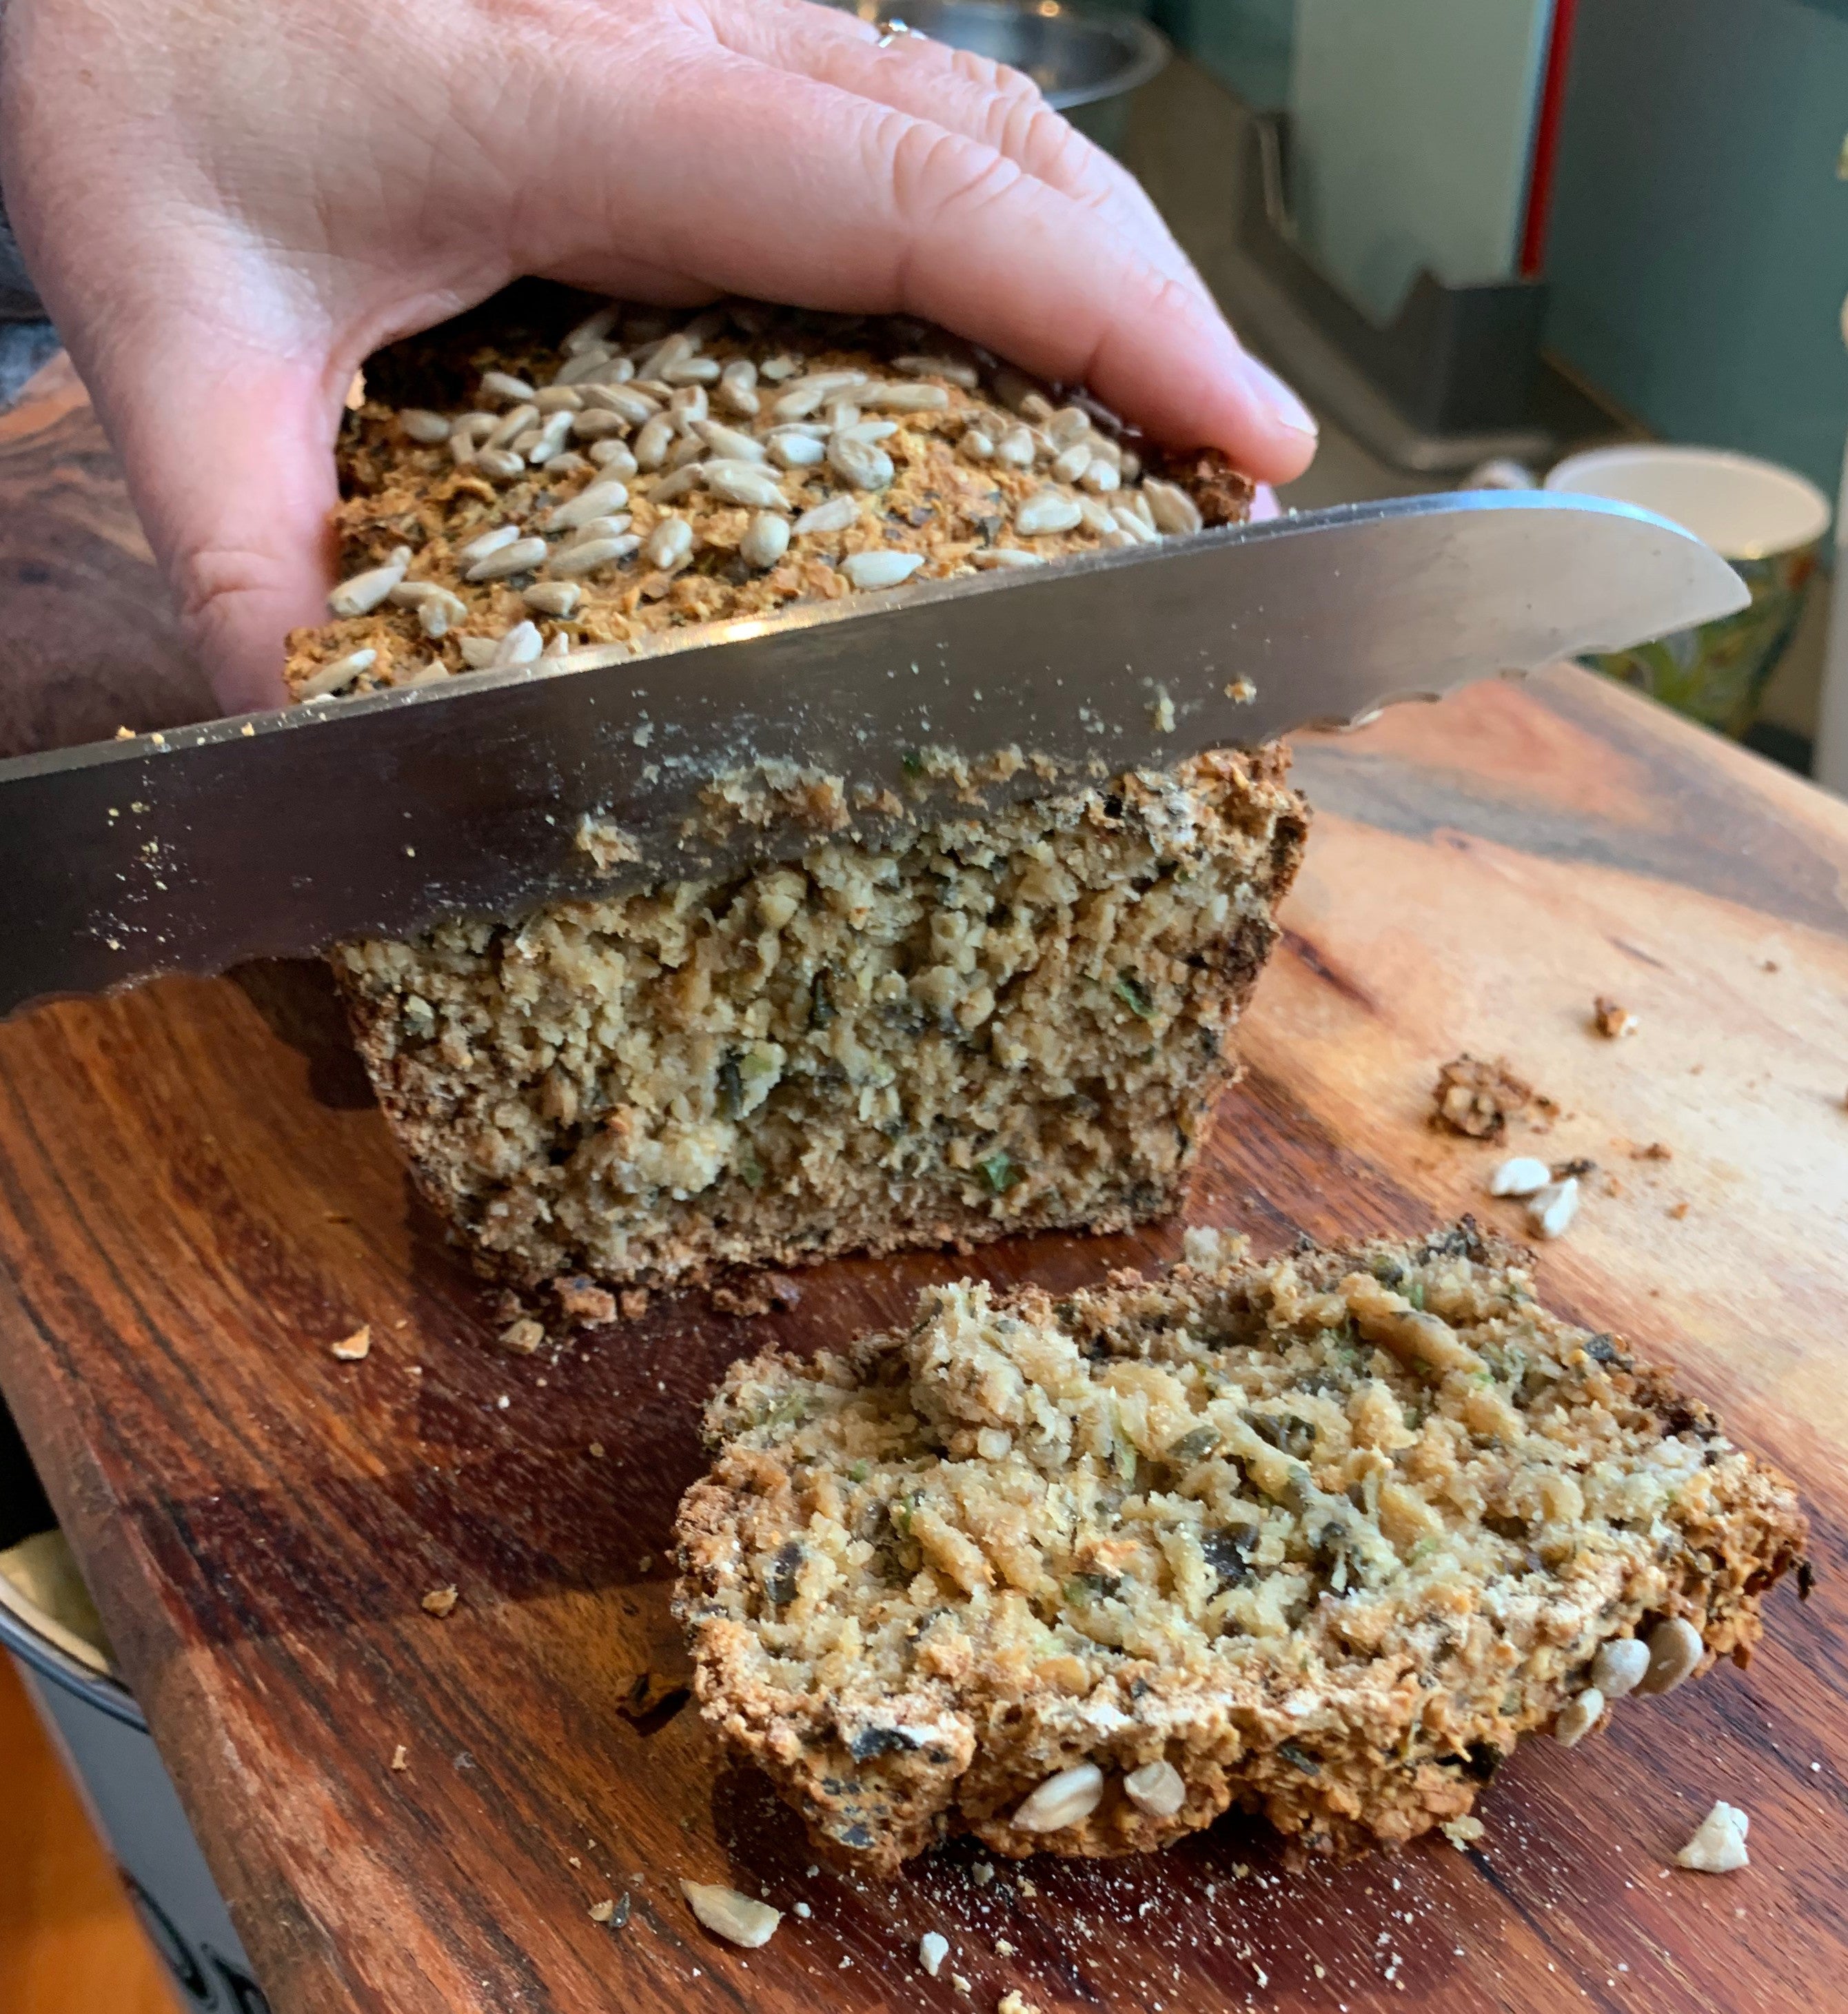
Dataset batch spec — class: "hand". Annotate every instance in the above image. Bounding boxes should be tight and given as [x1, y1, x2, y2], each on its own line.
[1, 0, 1318, 712]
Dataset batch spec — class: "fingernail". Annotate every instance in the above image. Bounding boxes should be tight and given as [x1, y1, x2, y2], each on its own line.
[1236, 351, 1318, 440]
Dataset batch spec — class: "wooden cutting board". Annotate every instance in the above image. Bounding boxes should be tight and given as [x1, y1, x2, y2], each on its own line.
[1, 372, 1845, 2014]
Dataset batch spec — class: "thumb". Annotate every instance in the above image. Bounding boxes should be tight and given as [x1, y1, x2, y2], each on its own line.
[84, 319, 343, 713]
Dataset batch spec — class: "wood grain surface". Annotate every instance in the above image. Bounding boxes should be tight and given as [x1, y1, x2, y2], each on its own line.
[0, 379, 1843, 2014]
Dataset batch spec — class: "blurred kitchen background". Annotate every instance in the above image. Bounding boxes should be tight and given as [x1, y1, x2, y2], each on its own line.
[828, 0, 1848, 781]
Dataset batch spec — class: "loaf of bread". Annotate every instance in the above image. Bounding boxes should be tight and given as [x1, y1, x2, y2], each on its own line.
[674, 1224, 1807, 1873]
[291, 291, 1306, 1299]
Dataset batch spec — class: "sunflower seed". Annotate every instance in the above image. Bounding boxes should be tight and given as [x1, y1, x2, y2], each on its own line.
[1490, 1155, 1551, 1197]
[665, 432, 708, 471]
[841, 550, 924, 590]
[860, 380, 948, 414]
[960, 432, 994, 462]
[456, 524, 522, 565]
[398, 408, 451, 444]
[399, 660, 451, 686]
[485, 403, 538, 451]
[554, 345, 615, 387]
[1674, 1801, 1749, 1874]
[534, 385, 583, 414]
[511, 428, 543, 458]
[545, 480, 629, 531]
[670, 384, 709, 428]
[1101, 527, 1137, 549]
[328, 546, 410, 617]
[793, 494, 861, 537]
[1019, 391, 1056, 423]
[589, 440, 639, 476]
[1142, 479, 1202, 536]
[769, 431, 826, 469]
[638, 333, 696, 379]
[893, 354, 979, 389]
[1013, 1762, 1103, 1832]
[526, 410, 575, 463]
[562, 304, 620, 354]
[456, 635, 500, 669]
[596, 355, 638, 385]
[1591, 1637, 1651, 1699]
[633, 414, 676, 470]
[1638, 1616, 1704, 1696]
[569, 513, 632, 544]
[582, 384, 659, 425]
[542, 631, 571, 660]
[664, 356, 721, 385]
[571, 409, 631, 442]
[480, 369, 536, 405]
[718, 357, 758, 404]
[1015, 490, 1084, 536]
[1123, 1759, 1186, 1818]
[547, 452, 593, 478]
[970, 547, 1044, 569]
[646, 464, 705, 505]
[466, 536, 547, 582]
[491, 620, 543, 669]
[704, 461, 788, 509]
[1527, 1177, 1581, 1239]
[474, 447, 525, 480]
[679, 1881, 781, 1949]
[297, 647, 376, 699]
[1120, 488, 1156, 530]
[827, 434, 893, 490]
[1080, 458, 1121, 494]
[1046, 405, 1092, 448]
[993, 425, 1036, 469]
[824, 400, 862, 434]
[682, 308, 729, 343]
[1077, 496, 1115, 535]
[1551, 1687, 1604, 1748]
[646, 516, 693, 569]
[522, 580, 582, 617]
[695, 420, 767, 464]
[837, 419, 897, 445]
[759, 355, 800, 383]
[1088, 433, 1123, 469]
[741, 511, 791, 570]
[395, 584, 468, 637]
[548, 534, 639, 577]
[1121, 449, 1143, 481]
[772, 370, 869, 420]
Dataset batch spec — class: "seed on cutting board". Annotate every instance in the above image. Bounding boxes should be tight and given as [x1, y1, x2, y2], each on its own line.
[1638, 1616, 1705, 1695]
[486, 402, 539, 450]
[646, 516, 694, 569]
[740, 512, 791, 571]
[479, 369, 536, 404]
[545, 480, 629, 531]
[554, 345, 614, 387]
[718, 359, 760, 414]
[993, 425, 1036, 468]
[1077, 496, 1115, 536]
[771, 369, 869, 420]
[679, 1880, 782, 1948]
[1490, 1155, 1552, 1197]
[1142, 478, 1204, 536]
[1550, 1686, 1604, 1748]
[570, 409, 630, 441]
[827, 434, 894, 490]
[548, 535, 639, 578]
[669, 383, 710, 427]
[646, 464, 705, 505]
[664, 356, 721, 385]
[296, 648, 376, 700]
[465, 536, 547, 582]
[1015, 490, 1084, 537]
[704, 460, 789, 509]
[534, 385, 582, 413]
[971, 547, 1044, 569]
[474, 447, 525, 480]
[1047, 404, 1092, 447]
[328, 547, 409, 618]
[456, 635, 500, 669]
[794, 494, 861, 537]
[415, 589, 467, 638]
[398, 408, 451, 444]
[759, 354, 799, 381]
[1012, 1762, 1104, 1832]
[769, 431, 826, 469]
[522, 581, 582, 617]
[568, 514, 632, 545]
[1674, 1800, 1749, 1873]
[822, 400, 862, 434]
[1122, 1759, 1186, 1818]
[589, 439, 639, 476]
[919, 1931, 951, 1977]
[840, 550, 924, 590]
[1592, 1636, 1652, 1699]
[581, 383, 659, 425]
[562, 303, 618, 354]
[960, 431, 995, 462]
[528, 416, 573, 464]
[456, 524, 521, 565]
[1527, 1177, 1580, 1239]
[1080, 458, 1121, 494]
[1050, 443, 1092, 484]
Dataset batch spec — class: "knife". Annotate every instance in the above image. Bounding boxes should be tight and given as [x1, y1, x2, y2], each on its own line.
[0, 489, 1744, 1019]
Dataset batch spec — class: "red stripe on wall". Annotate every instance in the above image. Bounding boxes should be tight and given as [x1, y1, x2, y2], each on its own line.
[1520, 0, 1581, 276]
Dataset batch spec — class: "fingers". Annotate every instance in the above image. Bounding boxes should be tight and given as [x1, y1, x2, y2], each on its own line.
[83, 316, 343, 712]
[709, 0, 1202, 301]
[540, 50, 1317, 481]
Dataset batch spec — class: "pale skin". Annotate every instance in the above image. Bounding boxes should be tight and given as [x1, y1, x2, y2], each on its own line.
[0, 0, 1317, 713]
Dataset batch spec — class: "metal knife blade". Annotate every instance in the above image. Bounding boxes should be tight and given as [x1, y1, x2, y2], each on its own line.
[0, 490, 1744, 1019]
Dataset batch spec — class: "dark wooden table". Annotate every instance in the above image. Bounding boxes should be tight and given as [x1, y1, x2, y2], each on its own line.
[1, 367, 1844, 2014]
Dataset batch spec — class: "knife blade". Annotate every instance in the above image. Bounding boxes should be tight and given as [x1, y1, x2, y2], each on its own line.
[0, 489, 1744, 1019]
